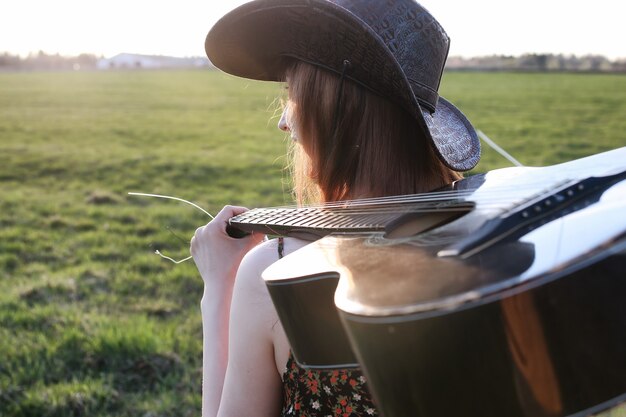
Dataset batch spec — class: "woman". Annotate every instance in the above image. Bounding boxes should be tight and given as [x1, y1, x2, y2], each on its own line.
[191, 0, 480, 416]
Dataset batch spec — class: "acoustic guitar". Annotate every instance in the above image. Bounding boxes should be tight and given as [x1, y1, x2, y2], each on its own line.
[229, 147, 626, 417]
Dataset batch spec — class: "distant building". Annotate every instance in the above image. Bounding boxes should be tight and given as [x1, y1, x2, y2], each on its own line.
[96, 53, 211, 70]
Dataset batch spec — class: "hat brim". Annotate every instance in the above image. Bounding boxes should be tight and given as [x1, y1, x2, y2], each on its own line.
[206, 0, 480, 171]
[422, 97, 480, 171]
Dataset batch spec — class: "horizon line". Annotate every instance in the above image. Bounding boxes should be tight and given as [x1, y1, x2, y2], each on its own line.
[3, 50, 625, 62]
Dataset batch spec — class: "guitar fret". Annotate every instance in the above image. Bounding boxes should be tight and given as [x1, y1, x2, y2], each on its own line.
[232, 207, 404, 233]
[333, 216, 363, 228]
[297, 214, 336, 228]
[279, 214, 311, 226]
[232, 197, 472, 232]
[273, 213, 299, 223]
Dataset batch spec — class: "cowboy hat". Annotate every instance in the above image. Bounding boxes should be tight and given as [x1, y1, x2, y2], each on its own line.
[206, 0, 480, 171]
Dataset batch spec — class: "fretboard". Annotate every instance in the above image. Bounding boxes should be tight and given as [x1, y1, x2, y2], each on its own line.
[229, 199, 474, 239]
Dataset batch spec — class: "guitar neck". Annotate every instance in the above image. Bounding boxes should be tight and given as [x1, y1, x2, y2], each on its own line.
[229, 206, 387, 238]
[229, 198, 475, 239]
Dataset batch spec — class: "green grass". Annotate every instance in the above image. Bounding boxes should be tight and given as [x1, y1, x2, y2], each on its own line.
[1, 69, 625, 417]
[0, 70, 287, 417]
[439, 71, 626, 170]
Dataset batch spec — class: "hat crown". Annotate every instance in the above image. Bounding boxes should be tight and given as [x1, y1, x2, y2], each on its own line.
[205, 0, 480, 171]
[331, 0, 450, 111]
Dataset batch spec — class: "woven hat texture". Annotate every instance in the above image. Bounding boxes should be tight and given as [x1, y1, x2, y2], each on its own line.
[206, 0, 480, 171]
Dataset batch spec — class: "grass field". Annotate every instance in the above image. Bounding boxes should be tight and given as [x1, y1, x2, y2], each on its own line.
[1, 69, 625, 417]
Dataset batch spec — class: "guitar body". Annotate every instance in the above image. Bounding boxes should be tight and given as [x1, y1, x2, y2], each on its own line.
[258, 147, 626, 417]
[341, 248, 626, 417]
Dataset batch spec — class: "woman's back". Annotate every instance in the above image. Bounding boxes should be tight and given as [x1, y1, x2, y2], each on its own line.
[197, 0, 481, 415]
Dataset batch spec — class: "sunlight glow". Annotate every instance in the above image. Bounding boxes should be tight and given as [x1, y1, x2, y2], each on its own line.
[1, 0, 624, 59]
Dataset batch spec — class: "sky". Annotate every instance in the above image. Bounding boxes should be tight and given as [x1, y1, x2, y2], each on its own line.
[1, 0, 624, 60]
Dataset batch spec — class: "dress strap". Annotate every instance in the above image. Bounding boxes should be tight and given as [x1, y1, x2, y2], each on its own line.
[277, 236, 285, 259]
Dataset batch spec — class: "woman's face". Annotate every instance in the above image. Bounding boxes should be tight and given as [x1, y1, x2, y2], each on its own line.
[278, 100, 299, 141]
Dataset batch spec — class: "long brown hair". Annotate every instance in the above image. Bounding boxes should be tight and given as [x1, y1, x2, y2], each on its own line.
[285, 61, 461, 204]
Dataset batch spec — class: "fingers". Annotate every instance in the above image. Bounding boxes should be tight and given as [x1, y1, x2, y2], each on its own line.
[214, 205, 249, 221]
[190, 205, 260, 254]
[190, 233, 199, 256]
[194, 206, 247, 234]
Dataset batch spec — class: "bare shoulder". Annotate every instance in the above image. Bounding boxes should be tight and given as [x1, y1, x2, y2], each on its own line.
[236, 237, 310, 288]
[232, 238, 282, 313]
[229, 236, 313, 383]
[227, 239, 284, 362]
[235, 238, 280, 291]
[232, 236, 312, 323]
[220, 238, 289, 416]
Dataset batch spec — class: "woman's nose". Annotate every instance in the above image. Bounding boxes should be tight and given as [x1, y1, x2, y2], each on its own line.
[278, 108, 290, 132]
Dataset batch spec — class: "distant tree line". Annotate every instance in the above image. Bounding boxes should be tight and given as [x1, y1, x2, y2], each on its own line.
[0, 51, 100, 71]
[1, 51, 625, 72]
[446, 53, 626, 73]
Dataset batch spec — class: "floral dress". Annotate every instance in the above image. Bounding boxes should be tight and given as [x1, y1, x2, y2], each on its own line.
[277, 238, 379, 417]
[281, 352, 379, 417]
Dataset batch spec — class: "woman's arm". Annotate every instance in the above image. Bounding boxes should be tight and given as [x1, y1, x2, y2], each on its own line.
[217, 241, 286, 416]
[190, 206, 265, 417]
[199, 279, 231, 417]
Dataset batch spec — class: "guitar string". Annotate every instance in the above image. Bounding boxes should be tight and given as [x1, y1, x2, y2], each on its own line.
[236, 185, 564, 216]
[235, 203, 528, 223]
[231, 178, 579, 228]
[234, 208, 517, 229]
[247, 180, 574, 211]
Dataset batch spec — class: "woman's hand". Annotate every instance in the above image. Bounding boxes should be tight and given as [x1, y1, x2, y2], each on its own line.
[191, 206, 266, 417]
[190, 205, 265, 290]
